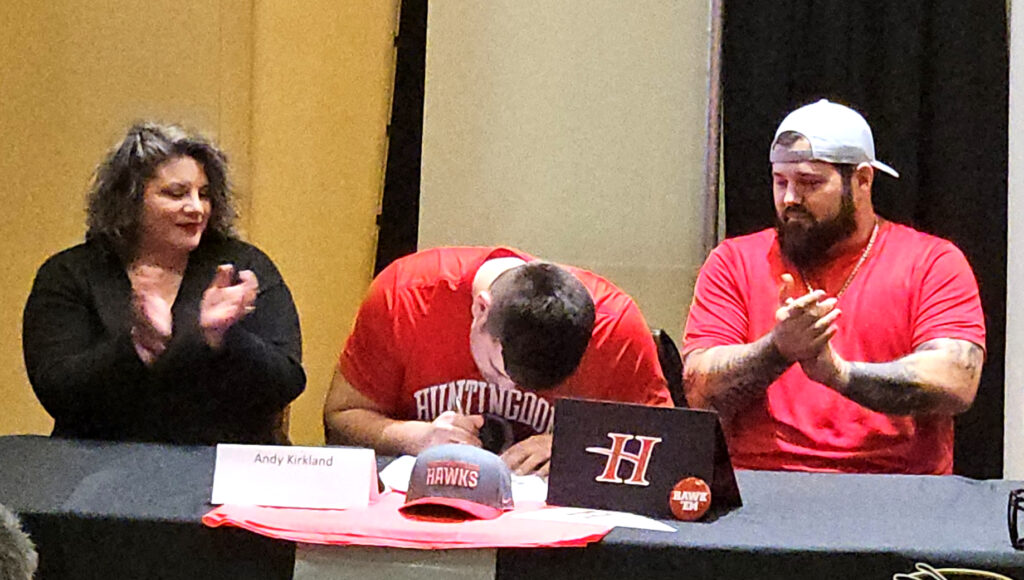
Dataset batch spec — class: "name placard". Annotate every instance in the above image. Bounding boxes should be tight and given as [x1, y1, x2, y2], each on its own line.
[211, 444, 378, 509]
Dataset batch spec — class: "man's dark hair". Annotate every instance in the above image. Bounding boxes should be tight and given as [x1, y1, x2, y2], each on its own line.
[0, 504, 37, 580]
[772, 131, 858, 183]
[85, 121, 237, 259]
[484, 262, 596, 390]
[774, 130, 806, 151]
[772, 130, 805, 151]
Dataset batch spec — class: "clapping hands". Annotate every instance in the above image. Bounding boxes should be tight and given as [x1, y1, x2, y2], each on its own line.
[129, 265, 175, 366]
[130, 263, 259, 363]
[773, 273, 846, 385]
[200, 264, 258, 349]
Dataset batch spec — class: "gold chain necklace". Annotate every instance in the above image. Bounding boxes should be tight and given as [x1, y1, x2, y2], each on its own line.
[802, 221, 879, 299]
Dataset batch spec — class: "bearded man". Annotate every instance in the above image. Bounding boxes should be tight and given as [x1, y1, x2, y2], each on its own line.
[681, 99, 985, 474]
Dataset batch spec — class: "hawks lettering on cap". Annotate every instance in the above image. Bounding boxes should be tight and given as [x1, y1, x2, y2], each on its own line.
[585, 433, 662, 486]
[425, 460, 480, 488]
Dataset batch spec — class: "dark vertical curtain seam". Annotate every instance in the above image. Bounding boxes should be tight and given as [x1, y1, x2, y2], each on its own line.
[376, 0, 428, 275]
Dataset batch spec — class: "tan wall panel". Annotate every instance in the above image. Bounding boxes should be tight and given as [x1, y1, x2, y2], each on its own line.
[249, 1, 396, 445]
[0, 0, 251, 435]
[0, 1, 392, 445]
[419, 1, 711, 338]
[1006, 0, 1023, 477]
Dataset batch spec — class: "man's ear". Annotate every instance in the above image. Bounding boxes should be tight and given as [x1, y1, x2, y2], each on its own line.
[471, 290, 492, 321]
[854, 162, 875, 194]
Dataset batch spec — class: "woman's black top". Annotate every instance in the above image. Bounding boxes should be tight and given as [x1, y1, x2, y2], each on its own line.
[22, 236, 305, 445]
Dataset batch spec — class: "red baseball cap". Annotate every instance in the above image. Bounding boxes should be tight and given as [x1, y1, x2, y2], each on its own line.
[400, 444, 515, 520]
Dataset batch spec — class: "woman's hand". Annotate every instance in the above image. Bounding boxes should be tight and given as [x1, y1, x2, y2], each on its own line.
[129, 265, 175, 366]
[200, 264, 258, 350]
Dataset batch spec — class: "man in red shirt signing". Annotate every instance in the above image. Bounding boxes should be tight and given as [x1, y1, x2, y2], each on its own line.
[325, 247, 672, 476]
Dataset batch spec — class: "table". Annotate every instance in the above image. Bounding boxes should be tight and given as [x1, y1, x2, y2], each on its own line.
[501, 471, 1024, 579]
[0, 435, 292, 579]
[2, 435, 1023, 579]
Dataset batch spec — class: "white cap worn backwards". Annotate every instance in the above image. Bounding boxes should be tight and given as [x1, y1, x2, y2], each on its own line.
[769, 99, 900, 179]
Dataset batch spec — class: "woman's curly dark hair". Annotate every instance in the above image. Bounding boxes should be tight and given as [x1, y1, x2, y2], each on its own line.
[85, 122, 238, 258]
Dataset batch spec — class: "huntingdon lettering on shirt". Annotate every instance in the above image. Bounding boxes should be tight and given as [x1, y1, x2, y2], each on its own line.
[412, 380, 556, 434]
[338, 247, 672, 449]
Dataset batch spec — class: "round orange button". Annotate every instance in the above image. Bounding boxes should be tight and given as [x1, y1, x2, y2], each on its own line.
[668, 477, 712, 521]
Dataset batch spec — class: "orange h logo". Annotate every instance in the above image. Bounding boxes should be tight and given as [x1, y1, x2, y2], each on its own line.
[585, 433, 662, 486]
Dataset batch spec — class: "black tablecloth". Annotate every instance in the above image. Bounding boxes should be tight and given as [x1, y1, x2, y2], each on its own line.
[0, 435, 292, 579]
[502, 471, 1024, 579]
[2, 435, 1024, 579]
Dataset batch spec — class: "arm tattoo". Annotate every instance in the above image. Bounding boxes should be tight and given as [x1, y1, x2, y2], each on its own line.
[841, 339, 984, 415]
[922, 338, 986, 376]
[685, 335, 792, 420]
[842, 362, 936, 415]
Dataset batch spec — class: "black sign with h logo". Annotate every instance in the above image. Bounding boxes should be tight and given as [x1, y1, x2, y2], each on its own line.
[547, 398, 742, 520]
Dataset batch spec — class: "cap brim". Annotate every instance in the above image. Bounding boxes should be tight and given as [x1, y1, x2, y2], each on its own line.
[871, 160, 900, 178]
[400, 496, 505, 520]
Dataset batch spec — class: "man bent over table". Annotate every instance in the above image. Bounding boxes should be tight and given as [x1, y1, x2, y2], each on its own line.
[324, 247, 672, 476]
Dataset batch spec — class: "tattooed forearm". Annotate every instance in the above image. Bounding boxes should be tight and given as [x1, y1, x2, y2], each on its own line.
[837, 339, 984, 416]
[683, 334, 793, 419]
[841, 362, 944, 415]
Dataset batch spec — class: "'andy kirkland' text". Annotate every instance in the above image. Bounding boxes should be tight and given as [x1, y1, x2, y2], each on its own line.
[253, 452, 334, 467]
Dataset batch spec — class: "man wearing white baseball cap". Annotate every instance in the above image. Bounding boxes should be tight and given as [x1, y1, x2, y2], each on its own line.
[681, 99, 986, 474]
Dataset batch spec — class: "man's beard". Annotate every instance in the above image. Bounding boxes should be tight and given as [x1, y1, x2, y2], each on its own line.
[776, 190, 857, 272]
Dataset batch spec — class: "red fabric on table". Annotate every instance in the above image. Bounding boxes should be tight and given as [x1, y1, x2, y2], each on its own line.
[202, 491, 611, 549]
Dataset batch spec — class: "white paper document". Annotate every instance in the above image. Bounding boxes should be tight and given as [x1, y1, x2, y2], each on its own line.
[379, 455, 670, 530]
[507, 506, 677, 532]
[211, 444, 378, 510]
[378, 454, 416, 492]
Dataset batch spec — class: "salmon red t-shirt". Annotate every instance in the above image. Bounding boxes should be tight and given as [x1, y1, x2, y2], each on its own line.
[340, 247, 671, 442]
[683, 221, 985, 474]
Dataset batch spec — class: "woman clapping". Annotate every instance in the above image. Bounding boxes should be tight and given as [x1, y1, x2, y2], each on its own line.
[23, 123, 305, 445]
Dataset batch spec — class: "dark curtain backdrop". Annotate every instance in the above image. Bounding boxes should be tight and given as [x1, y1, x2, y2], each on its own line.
[722, 1, 1008, 477]
[376, 0, 427, 275]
